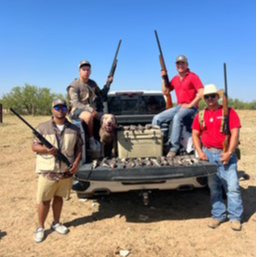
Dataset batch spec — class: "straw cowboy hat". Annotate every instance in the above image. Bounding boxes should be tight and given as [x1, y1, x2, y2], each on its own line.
[203, 84, 224, 99]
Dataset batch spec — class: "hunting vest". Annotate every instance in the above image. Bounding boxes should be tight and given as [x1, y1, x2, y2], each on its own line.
[34, 119, 80, 174]
[198, 107, 225, 133]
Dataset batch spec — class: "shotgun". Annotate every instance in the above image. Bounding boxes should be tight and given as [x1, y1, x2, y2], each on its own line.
[154, 30, 172, 109]
[222, 63, 230, 152]
[10, 108, 71, 167]
[101, 40, 122, 101]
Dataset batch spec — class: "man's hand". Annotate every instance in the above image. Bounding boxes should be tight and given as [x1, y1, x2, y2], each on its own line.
[46, 147, 58, 156]
[198, 151, 208, 161]
[91, 109, 98, 118]
[107, 76, 113, 84]
[69, 161, 79, 174]
[161, 69, 167, 77]
[220, 152, 231, 165]
[181, 103, 192, 109]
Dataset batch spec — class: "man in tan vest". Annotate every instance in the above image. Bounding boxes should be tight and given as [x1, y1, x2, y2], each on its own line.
[32, 99, 83, 243]
[67, 60, 113, 151]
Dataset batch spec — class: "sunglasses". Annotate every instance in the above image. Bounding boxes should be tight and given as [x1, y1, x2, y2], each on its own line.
[176, 61, 186, 65]
[53, 105, 67, 111]
[204, 94, 217, 100]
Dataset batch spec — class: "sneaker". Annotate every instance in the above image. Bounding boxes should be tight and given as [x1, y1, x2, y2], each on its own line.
[230, 220, 242, 231]
[51, 222, 69, 235]
[34, 228, 45, 243]
[166, 150, 176, 158]
[207, 218, 222, 229]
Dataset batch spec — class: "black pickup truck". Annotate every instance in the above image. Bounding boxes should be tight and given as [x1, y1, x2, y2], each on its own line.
[73, 91, 217, 203]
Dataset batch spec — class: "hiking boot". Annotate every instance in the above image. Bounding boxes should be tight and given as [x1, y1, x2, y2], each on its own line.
[230, 220, 242, 231]
[51, 222, 69, 235]
[207, 218, 222, 229]
[34, 228, 45, 243]
[166, 150, 176, 158]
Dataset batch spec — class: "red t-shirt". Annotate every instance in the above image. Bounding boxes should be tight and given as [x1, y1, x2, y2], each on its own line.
[192, 106, 241, 149]
[170, 69, 204, 105]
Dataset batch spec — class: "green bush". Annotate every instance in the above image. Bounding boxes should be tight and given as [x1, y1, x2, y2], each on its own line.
[0, 84, 66, 115]
[198, 98, 256, 110]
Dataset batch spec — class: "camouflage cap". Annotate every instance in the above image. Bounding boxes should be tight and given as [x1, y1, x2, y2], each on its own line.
[175, 55, 188, 63]
[52, 99, 67, 107]
[79, 60, 91, 68]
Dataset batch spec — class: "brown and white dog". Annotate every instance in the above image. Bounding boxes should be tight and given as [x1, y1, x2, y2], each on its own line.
[99, 114, 118, 158]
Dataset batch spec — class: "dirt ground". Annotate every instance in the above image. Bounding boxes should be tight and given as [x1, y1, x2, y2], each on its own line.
[0, 110, 255, 257]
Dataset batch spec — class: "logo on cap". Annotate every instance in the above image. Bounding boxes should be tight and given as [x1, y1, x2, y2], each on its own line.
[79, 60, 91, 68]
[175, 55, 188, 63]
[52, 99, 67, 107]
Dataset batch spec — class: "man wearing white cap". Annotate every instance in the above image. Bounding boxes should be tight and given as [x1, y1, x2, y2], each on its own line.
[152, 55, 204, 157]
[192, 84, 243, 231]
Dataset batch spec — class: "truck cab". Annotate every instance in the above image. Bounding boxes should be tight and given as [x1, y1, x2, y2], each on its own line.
[73, 91, 217, 201]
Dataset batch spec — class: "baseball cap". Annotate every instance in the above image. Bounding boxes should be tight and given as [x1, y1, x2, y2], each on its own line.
[78, 60, 91, 68]
[175, 55, 188, 63]
[52, 99, 67, 107]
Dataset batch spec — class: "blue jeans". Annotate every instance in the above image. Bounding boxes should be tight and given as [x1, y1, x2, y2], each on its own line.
[152, 105, 197, 153]
[203, 148, 243, 221]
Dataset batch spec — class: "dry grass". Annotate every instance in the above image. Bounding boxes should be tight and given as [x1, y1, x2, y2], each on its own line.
[0, 111, 255, 257]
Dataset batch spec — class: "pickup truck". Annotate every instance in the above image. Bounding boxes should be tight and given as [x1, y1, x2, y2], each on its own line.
[73, 91, 217, 204]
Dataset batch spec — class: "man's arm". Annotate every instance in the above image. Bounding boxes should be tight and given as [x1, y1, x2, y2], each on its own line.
[69, 147, 82, 174]
[32, 142, 58, 155]
[192, 129, 208, 160]
[161, 70, 172, 95]
[69, 129, 84, 174]
[182, 88, 204, 109]
[220, 127, 240, 165]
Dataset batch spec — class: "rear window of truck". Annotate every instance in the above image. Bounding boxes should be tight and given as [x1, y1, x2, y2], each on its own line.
[107, 94, 166, 115]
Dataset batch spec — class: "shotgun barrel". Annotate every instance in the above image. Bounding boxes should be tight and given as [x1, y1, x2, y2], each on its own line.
[154, 30, 172, 109]
[10, 108, 71, 167]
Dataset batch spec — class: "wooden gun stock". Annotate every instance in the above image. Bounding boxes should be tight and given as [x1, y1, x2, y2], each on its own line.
[155, 30, 172, 109]
[165, 94, 172, 109]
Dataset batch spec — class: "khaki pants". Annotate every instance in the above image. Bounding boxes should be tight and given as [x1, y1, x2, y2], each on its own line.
[37, 175, 73, 203]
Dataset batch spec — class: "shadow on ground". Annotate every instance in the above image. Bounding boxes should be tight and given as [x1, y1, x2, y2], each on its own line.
[65, 175, 255, 228]
[0, 230, 7, 240]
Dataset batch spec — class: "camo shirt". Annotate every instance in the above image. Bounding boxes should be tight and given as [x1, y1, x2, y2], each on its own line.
[67, 78, 102, 115]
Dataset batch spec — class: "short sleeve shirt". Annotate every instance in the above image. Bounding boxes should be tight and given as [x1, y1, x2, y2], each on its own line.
[192, 106, 241, 149]
[170, 69, 204, 105]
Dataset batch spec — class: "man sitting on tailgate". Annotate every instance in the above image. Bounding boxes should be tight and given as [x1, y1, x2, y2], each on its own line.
[67, 60, 113, 150]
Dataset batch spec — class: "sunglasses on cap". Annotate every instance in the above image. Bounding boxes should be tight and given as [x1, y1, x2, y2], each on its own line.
[204, 94, 217, 100]
[53, 105, 67, 111]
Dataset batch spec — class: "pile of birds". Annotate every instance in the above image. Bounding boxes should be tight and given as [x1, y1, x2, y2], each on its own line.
[118, 124, 160, 132]
[91, 155, 200, 170]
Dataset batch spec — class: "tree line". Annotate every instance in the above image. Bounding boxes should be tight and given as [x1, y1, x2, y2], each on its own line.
[0, 84, 65, 115]
[198, 98, 256, 110]
[0, 84, 256, 115]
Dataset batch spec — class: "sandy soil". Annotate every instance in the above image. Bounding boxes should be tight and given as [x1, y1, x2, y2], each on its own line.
[0, 110, 255, 257]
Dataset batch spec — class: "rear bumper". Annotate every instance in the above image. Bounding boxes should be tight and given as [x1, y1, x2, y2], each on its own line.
[75, 161, 217, 182]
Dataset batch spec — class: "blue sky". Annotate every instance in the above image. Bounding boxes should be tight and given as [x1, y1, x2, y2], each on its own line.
[0, 0, 256, 102]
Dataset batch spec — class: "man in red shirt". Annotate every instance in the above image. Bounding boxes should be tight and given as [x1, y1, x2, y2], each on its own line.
[152, 55, 204, 157]
[192, 84, 243, 231]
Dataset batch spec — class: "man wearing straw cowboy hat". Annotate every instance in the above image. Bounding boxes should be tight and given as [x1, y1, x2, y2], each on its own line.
[191, 84, 243, 231]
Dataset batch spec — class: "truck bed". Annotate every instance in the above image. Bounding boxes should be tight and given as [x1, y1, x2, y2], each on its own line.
[75, 160, 217, 182]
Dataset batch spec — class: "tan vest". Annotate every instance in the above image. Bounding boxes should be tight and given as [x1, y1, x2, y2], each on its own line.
[35, 120, 79, 173]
